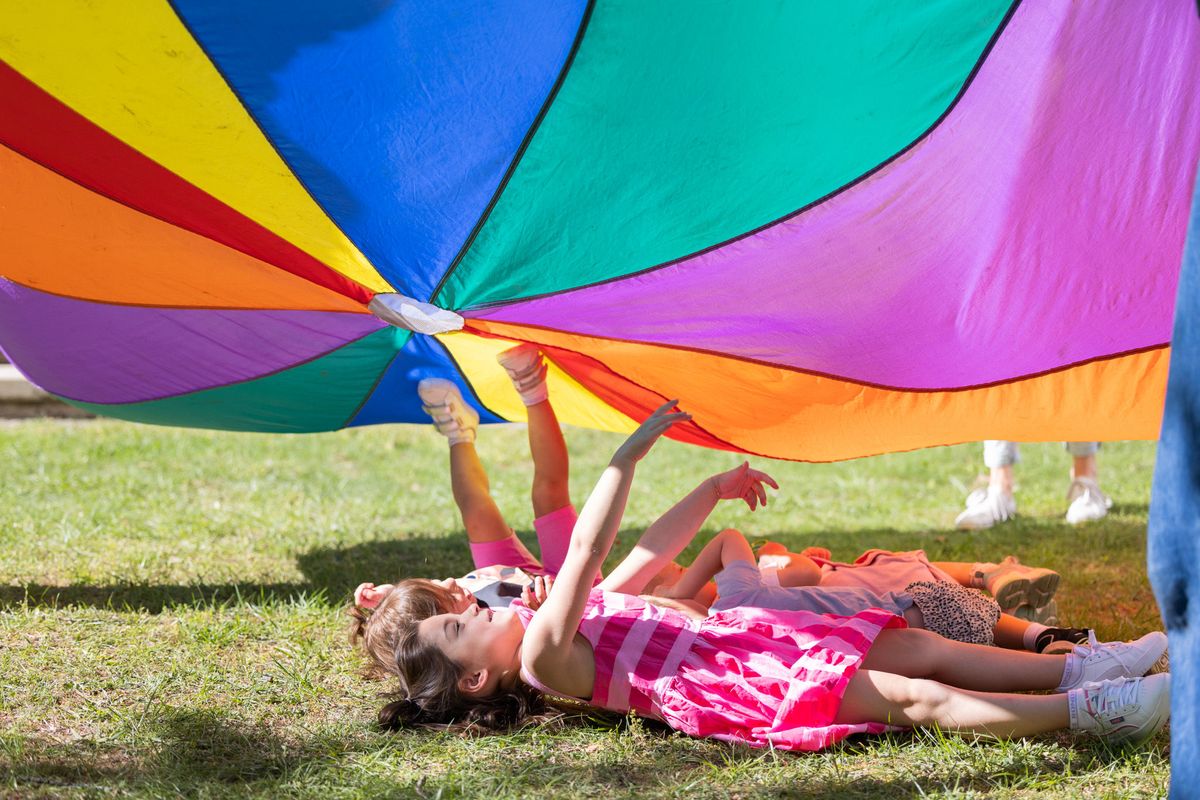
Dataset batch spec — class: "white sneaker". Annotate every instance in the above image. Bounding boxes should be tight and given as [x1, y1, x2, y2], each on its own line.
[496, 344, 548, 406]
[955, 486, 1016, 530]
[1058, 631, 1169, 691]
[417, 378, 479, 445]
[1070, 674, 1171, 745]
[1065, 477, 1112, 524]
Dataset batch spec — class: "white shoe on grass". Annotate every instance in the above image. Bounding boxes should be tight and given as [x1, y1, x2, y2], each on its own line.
[496, 344, 548, 406]
[1066, 477, 1112, 524]
[955, 486, 1016, 530]
[418, 378, 479, 445]
[1058, 631, 1169, 691]
[1070, 674, 1170, 746]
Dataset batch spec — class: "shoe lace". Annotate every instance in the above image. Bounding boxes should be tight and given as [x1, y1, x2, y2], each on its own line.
[1089, 677, 1139, 717]
[1074, 630, 1103, 660]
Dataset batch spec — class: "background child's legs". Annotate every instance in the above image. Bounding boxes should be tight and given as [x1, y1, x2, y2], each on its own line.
[834, 669, 1069, 737]
[450, 441, 509, 542]
[994, 613, 1033, 649]
[860, 628, 1066, 691]
[526, 400, 570, 518]
[450, 442, 541, 571]
[929, 561, 974, 586]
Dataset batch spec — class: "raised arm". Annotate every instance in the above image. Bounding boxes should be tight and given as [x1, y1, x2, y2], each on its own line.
[657, 528, 756, 601]
[599, 461, 778, 595]
[521, 402, 690, 691]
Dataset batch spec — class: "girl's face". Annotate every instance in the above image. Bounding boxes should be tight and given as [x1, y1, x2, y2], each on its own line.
[432, 578, 477, 613]
[418, 603, 524, 695]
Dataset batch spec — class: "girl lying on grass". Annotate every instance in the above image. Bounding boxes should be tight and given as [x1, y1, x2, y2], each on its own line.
[353, 346, 1092, 672]
[654, 528, 1147, 661]
[355, 402, 1170, 750]
[349, 344, 778, 674]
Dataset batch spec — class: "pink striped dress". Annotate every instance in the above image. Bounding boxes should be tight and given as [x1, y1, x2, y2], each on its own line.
[514, 589, 905, 751]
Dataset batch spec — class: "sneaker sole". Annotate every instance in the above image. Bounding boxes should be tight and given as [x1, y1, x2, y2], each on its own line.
[1009, 600, 1059, 626]
[992, 570, 1060, 610]
[1147, 648, 1170, 676]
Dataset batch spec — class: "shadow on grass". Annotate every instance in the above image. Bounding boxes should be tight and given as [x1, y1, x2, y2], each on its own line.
[0, 707, 384, 793]
[1, 714, 1155, 799]
[0, 517, 1152, 614]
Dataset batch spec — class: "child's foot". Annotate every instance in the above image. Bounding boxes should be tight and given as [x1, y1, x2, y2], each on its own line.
[497, 344, 548, 406]
[1069, 674, 1171, 745]
[1057, 631, 1169, 691]
[1065, 477, 1112, 524]
[1011, 599, 1060, 626]
[955, 486, 1015, 530]
[417, 378, 479, 445]
[1036, 626, 1092, 654]
[977, 557, 1060, 610]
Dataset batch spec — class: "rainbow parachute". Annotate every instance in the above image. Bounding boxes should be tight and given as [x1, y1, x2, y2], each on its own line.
[2, 2, 1198, 461]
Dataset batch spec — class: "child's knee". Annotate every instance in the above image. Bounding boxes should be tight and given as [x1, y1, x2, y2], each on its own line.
[901, 678, 954, 723]
[886, 627, 945, 676]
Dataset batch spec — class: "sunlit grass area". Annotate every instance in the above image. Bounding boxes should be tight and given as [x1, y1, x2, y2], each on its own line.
[0, 419, 1167, 798]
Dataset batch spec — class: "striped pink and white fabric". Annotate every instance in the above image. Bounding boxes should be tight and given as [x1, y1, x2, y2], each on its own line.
[516, 589, 905, 751]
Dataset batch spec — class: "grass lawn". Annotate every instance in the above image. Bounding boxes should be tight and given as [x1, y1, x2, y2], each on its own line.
[0, 419, 1169, 799]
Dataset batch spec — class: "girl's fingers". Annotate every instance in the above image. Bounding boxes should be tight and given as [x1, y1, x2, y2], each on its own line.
[650, 399, 681, 416]
[754, 470, 781, 490]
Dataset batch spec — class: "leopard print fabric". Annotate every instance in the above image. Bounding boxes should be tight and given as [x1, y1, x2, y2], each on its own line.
[905, 580, 1001, 645]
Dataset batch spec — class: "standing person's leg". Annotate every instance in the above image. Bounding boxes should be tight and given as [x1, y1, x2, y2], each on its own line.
[419, 378, 541, 572]
[956, 441, 1018, 530]
[1064, 442, 1112, 524]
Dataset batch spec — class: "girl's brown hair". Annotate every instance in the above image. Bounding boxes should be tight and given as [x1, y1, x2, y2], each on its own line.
[378, 614, 548, 732]
[349, 578, 557, 732]
[346, 579, 456, 679]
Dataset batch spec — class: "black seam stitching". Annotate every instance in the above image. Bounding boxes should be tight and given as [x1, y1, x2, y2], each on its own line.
[56, 329, 387, 407]
[498, 333, 772, 457]
[0, 134, 372, 305]
[164, 0, 392, 293]
[0, 272, 371, 314]
[427, 335, 507, 423]
[430, 0, 596, 305]
[465, 319, 1169, 395]
[338, 331, 412, 428]
[462, 0, 1024, 312]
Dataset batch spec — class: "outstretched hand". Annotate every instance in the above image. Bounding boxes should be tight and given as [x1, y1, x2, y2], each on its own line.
[611, 400, 692, 466]
[710, 461, 779, 511]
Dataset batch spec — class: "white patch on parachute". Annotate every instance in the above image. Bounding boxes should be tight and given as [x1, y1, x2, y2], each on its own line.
[368, 293, 464, 335]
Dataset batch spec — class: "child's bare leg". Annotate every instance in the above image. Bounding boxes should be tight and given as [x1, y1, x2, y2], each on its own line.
[526, 400, 570, 518]
[861, 628, 1066, 691]
[449, 442, 511, 543]
[994, 613, 1032, 650]
[835, 669, 1069, 737]
[929, 561, 975, 586]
